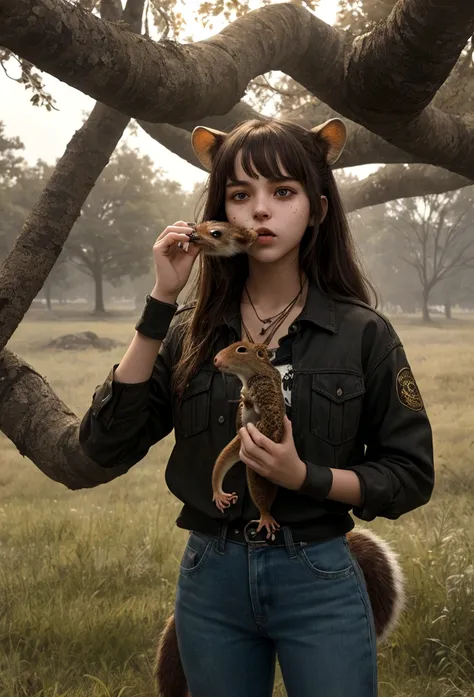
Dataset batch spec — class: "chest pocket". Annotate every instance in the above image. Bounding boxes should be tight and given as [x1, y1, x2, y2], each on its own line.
[175, 370, 214, 437]
[310, 372, 365, 445]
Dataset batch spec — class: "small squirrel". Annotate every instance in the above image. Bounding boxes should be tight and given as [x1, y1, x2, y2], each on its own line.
[154, 342, 406, 697]
[184, 220, 258, 256]
[212, 341, 284, 537]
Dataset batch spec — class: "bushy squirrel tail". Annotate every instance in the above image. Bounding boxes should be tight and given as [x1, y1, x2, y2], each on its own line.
[346, 528, 406, 642]
[154, 528, 405, 697]
[154, 614, 189, 697]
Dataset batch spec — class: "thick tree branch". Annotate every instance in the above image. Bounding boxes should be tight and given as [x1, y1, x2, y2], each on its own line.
[346, 1, 474, 120]
[3, 1, 474, 179]
[341, 164, 473, 213]
[0, 348, 130, 489]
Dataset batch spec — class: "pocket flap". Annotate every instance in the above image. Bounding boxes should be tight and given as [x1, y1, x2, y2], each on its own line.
[182, 370, 213, 399]
[312, 372, 365, 404]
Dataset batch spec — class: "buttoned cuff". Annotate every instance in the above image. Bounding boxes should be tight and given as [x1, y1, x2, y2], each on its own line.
[298, 461, 333, 501]
[135, 295, 177, 341]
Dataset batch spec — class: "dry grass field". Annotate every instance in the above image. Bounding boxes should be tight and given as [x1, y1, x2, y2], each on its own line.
[1, 307, 474, 696]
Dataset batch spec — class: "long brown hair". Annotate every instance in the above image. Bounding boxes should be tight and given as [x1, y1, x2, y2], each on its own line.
[173, 118, 376, 396]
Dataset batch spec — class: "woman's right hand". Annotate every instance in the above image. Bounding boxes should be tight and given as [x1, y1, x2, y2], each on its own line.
[151, 221, 201, 303]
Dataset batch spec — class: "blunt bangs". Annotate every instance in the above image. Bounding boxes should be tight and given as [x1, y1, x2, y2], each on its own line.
[217, 121, 314, 190]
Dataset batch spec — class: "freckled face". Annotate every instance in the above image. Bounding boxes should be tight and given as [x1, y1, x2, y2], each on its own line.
[224, 151, 322, 263]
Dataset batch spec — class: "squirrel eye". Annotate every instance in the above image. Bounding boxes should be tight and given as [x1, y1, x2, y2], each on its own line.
[236, 345, 247, 353]
[210, 229, 222, 238]
[256, 349, 265, 358]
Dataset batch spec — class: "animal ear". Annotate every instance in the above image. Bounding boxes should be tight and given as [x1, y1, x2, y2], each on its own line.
[310, 118, 346, 165]
[191, 126, 227, 171]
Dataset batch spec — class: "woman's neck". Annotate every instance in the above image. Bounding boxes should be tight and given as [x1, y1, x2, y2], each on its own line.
[243, 255, 307, 314]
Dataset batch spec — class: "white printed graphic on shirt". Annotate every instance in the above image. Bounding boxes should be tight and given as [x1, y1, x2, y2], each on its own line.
[274, 363, 293, 408]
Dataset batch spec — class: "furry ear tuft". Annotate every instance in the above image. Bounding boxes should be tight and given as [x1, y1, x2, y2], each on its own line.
[191, 126, 227, 171]
[310, 118, 346, 165]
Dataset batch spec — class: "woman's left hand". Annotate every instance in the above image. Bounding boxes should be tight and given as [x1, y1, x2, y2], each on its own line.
[239, 415, 307, 490]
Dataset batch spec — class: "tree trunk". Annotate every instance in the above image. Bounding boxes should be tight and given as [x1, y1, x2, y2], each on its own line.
[422, 287, 431, 322]
[445, 295, 452, 319]
[44, 279, 52, 311]
[93, 267, 106, 315]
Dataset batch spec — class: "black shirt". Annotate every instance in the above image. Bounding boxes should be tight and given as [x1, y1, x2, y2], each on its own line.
[78, 282, 435, 542]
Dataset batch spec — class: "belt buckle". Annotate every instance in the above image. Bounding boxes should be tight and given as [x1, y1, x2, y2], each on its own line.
[244, 521, 274, 546]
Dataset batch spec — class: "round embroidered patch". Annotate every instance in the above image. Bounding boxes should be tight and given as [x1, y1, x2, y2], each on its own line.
[396, 367, 423, 411]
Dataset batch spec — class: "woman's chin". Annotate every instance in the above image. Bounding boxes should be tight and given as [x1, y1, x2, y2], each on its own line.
[247, 245, 292, 264]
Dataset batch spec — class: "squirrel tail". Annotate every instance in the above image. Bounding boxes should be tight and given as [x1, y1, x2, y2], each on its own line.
[155, 529, 405, 696]
[346, 528, 406, 643]
[154, 613, 189, 697]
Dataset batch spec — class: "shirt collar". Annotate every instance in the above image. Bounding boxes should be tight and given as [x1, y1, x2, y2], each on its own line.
[221, 278, 337, 334]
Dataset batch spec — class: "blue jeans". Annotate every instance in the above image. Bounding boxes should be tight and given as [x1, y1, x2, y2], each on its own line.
[174, 526, 377, 697]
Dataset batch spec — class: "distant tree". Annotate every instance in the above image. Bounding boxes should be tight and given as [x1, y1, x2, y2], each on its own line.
[0, 120, 28, 257]
[64, 144, 189, 314]
[348, 202, 420, 313]
[431, 268, 474, 318]
[386, 189, 474, 321]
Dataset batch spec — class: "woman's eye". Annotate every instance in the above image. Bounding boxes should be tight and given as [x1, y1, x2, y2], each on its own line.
[230, 189, 294, 201]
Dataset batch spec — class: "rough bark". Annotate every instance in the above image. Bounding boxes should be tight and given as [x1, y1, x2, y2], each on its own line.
[2, 1, 474, 179]
[346, 1, 474, 120]
[0, 0, 145, 351]
[0, 348, 130, 489]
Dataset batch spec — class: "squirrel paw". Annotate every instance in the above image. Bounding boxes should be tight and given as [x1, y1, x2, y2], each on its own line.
[213, 491, 239, 512]
[254, 514, 280, 540]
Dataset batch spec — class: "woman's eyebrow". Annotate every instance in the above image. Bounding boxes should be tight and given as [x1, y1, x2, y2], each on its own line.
[225, 176, 297, 188]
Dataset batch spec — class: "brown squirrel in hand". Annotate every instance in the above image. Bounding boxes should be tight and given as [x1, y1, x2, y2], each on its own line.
[212, 341, 284, 538]
[153, 341, 406, 697]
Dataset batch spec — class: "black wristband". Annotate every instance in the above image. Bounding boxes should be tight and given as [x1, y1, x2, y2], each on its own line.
[298, 461, 333, 501]
[135, 294, 178, 341]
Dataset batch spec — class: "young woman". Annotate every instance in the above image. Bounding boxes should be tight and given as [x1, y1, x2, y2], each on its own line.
[79, 117, 434, 697]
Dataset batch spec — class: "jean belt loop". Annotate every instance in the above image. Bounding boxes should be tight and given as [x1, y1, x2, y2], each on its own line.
[216, 522, 228, 555]
[282, 525, 297, 560]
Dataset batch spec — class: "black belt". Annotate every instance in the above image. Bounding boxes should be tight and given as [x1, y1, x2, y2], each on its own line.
[177, 510, 355, 547]
[189, 519, 345, 547]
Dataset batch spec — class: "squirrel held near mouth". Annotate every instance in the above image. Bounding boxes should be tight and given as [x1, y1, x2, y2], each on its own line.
[153, 342, 406, 697]
[184, 220, 258, 256]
